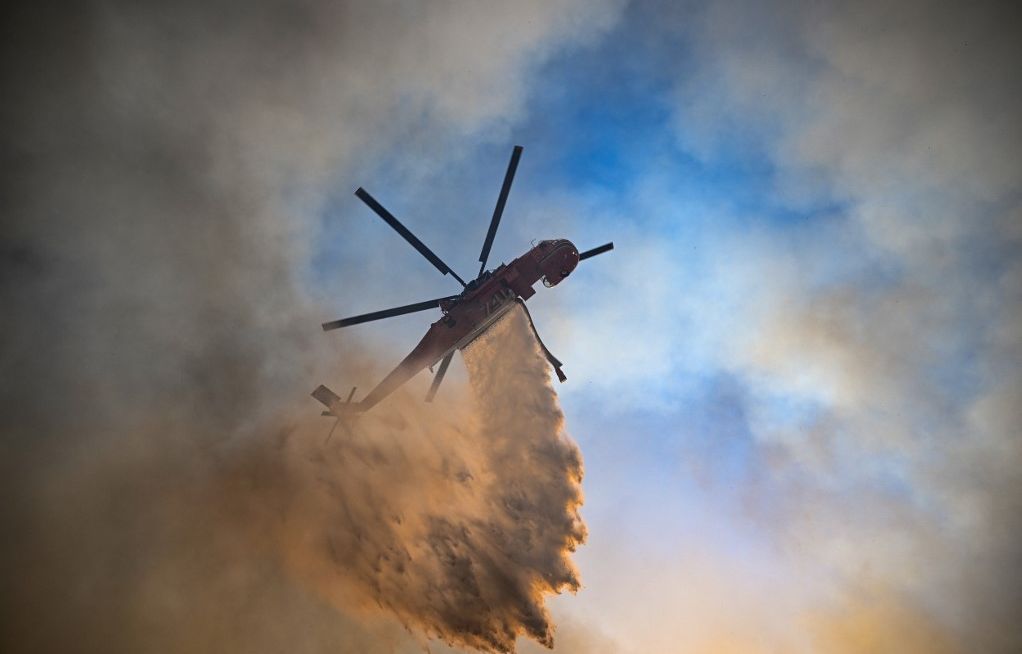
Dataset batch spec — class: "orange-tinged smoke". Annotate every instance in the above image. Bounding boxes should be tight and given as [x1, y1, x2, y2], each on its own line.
[2, 308, 585, 654]
[280, 307, 586, 652]
[806, 587, 963, 654]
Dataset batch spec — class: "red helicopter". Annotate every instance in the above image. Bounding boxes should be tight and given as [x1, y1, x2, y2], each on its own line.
[313, 146, 613, 417]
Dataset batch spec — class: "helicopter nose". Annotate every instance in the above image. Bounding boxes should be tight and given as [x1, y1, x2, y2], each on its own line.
[539, 240, 579, 286]
[561, 240, 580, 276]
[560, 250, 579, 278]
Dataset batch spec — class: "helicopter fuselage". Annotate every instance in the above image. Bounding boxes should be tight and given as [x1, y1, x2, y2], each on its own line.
[313, 144, 613, 419]
[352, 239, 579, 412]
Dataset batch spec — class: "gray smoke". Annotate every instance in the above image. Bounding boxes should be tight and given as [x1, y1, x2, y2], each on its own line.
[0, 1, 611, 651]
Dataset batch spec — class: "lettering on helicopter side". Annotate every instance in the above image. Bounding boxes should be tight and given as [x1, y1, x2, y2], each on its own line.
[484, 286, 515, 317]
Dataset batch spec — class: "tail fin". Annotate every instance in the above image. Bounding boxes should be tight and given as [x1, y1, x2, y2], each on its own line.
[312, 384, 361, 417]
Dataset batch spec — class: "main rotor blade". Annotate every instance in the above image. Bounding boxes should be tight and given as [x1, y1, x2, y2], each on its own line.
[322, 296, 456, 331]
[355, 187, 467, 287]
[477, 145, 523, 277]
[578, 242, 614, 261]
[425, 351, 454, 402]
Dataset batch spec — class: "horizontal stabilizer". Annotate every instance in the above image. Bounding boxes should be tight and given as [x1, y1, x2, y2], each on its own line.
[312, 384, 341, 407]
[312, 384, 361, 417]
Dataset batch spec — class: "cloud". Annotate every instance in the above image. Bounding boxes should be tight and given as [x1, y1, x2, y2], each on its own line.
[524, 1, 1021, 651]
[656, 1, 1022, 650]
[807, 586, 961, 654]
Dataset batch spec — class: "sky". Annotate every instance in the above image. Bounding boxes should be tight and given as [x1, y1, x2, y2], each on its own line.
[2, 1, 1020, 653]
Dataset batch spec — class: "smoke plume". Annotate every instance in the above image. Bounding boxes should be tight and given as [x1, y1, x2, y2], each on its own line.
[0, 1, 611, 651]
[2, 306, 586, 654]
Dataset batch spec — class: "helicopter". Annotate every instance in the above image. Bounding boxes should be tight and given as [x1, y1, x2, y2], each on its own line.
[312, 145, 613, 418]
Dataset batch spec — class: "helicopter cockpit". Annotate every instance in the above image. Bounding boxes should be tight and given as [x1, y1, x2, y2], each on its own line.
[536, 239, 580, 287]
